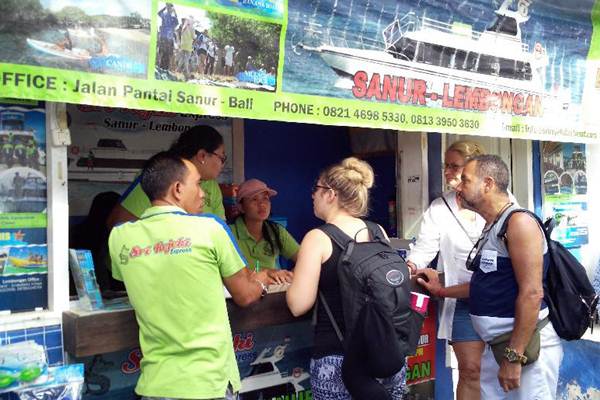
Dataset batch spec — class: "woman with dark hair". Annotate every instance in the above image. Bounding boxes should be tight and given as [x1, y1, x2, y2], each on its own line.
[107, 125, 227, 228]
[70, 191, 122, 294]
[229, 179, 298, 272]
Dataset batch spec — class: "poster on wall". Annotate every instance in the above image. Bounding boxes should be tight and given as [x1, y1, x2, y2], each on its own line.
[65, 104, 233, 216]
[541, 142, 588, 248]
[0, 0, 598, 142]
[0, 101, 48, 312]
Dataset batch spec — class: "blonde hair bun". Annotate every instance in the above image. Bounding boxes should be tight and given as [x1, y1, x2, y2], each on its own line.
[341, 157, 374, 189]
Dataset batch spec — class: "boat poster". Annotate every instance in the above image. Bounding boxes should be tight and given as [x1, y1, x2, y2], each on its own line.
[0, 0, 599, 142]
[542, 142, 589, 248]
[0, 100, 48, 313]
[65, 104, 233, 216]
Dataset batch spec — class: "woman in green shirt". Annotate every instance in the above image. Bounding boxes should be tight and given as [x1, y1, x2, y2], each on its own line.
[107, 125, 227, 228]
[230, 179, 299, 271]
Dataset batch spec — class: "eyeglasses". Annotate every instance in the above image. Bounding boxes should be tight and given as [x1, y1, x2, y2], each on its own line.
[311, 184, 333, 194]
[444, 163, 464, 172]
[210, 152, 227, 164]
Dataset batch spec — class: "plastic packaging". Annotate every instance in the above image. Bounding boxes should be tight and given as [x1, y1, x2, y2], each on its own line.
[16, 364, 84, 400]
[0, 341, 48, 393]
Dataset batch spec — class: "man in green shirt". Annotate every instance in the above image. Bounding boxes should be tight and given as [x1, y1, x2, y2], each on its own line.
[109, 152, 291, 399]
[108, 125, 226, 229]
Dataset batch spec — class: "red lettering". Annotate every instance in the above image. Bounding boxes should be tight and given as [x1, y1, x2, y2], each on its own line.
[121, 348, 142, 374]
[500, 91, 514, 114]
[453, 85, 466, 109]
[366, 73, 382, 100]
[130, 246, 142, 257]
[442, 83, 453, 107]
[465, 87, 477, 110]
[412, 79, 426, 105]
[352, 71, 368, 98]
[398, 78, 411, 103]
[513, 93, 524, 115]
[381, 75, 398, 102]
[233, 333, 255, 352]
[479, 89, 490, 111]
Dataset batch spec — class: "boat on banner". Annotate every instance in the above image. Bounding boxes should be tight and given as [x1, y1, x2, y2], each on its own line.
[240, 344, 310, 399]
[67, 138, 154, 182]
[298, 0, 567, 114]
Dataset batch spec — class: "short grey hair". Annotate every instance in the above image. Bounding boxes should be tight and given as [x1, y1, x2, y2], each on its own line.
[470, 154, 509, 193]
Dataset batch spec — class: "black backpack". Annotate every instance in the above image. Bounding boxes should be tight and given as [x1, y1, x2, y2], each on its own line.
[318, 221, 425, 400]
[498, 209, 599, 340]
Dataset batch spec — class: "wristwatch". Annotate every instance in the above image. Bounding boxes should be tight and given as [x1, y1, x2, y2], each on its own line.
[254, 279, 268, 298]
[504, 347, 527, 365]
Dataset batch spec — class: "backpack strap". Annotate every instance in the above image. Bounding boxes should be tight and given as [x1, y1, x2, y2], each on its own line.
[318, 290, 345, 343]
[318, 223, 352, 250]
[364, 220, 389, 244]
[497, 209, 549, 244]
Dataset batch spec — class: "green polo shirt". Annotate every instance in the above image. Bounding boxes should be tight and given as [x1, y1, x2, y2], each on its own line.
[109, 205, 245, 399]
[229, 217, 299, 270]
[120, 178, 225, 220]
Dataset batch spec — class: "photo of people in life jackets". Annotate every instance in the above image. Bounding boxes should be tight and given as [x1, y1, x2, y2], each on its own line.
[155, 2, 281, 92]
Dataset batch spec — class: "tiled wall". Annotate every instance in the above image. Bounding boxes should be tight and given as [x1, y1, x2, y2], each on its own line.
[0, 324, 64, 400]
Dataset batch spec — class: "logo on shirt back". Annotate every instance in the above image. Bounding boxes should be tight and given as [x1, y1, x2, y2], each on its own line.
[121, 237, 193, 265]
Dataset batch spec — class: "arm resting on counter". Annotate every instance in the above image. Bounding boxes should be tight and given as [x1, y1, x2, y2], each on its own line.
[223, 267, 272, 307]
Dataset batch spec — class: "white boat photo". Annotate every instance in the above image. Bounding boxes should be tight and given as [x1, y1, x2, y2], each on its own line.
[68, 138, 154, 182]
[297, 0, 566, 112]
[240, 344, 309, 400]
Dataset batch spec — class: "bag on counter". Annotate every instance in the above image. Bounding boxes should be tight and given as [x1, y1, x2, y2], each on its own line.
[499, 210, 599, 341]
[318, 221, 424, 400]
[488, 317, 548, 366]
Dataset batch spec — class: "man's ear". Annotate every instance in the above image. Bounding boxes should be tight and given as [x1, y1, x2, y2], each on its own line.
[483, 176, 494, 193]
[171, 181, 183, 201]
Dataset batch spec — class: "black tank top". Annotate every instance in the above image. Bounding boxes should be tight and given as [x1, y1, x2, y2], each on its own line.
[312, 236, 346, 358]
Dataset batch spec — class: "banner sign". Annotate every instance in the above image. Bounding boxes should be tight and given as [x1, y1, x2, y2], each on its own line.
[0, 0, 599, 142]
[64, 104, 233, 216]
[542, 142, 589, 249]
[0, 101, 48, 312]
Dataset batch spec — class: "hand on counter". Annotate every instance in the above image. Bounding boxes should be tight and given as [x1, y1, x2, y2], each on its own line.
[256, 268, 293, 285]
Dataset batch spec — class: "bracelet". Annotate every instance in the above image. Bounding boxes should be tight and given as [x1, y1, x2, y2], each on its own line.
[253, 279, 268, 298]
[434, 287, 445, 298]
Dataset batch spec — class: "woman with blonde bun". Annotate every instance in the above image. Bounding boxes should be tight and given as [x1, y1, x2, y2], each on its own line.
[287, 157, 407, 399]
[408, 140, 486, 400]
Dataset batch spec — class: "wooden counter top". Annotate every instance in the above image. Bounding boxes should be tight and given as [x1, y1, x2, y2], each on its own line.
[63, 292, 307, 358]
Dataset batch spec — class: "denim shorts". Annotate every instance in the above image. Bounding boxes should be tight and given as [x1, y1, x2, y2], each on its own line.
[310, 354, 407, 400]
[450, 299, 481, 342]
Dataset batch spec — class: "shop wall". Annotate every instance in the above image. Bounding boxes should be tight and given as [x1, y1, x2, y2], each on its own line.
[243, 119, 351, 239]
[244, 119, 397, 240]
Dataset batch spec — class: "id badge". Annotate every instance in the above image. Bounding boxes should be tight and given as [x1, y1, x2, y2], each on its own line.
[479, 250, 498, 273]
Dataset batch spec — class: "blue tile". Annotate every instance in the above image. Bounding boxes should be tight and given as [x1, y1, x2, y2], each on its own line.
[44, 324, 61, 333]
[7, 329, 25, 339]
[25, 326, 44, 335]
[8, 335, 26, 344]
[47, 348, 64, 366]
[25, 333, 44, 347]
[44, 331, 62, 348]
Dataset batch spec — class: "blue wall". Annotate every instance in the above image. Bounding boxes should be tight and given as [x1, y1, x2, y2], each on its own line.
[244, 119, 395, 239]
